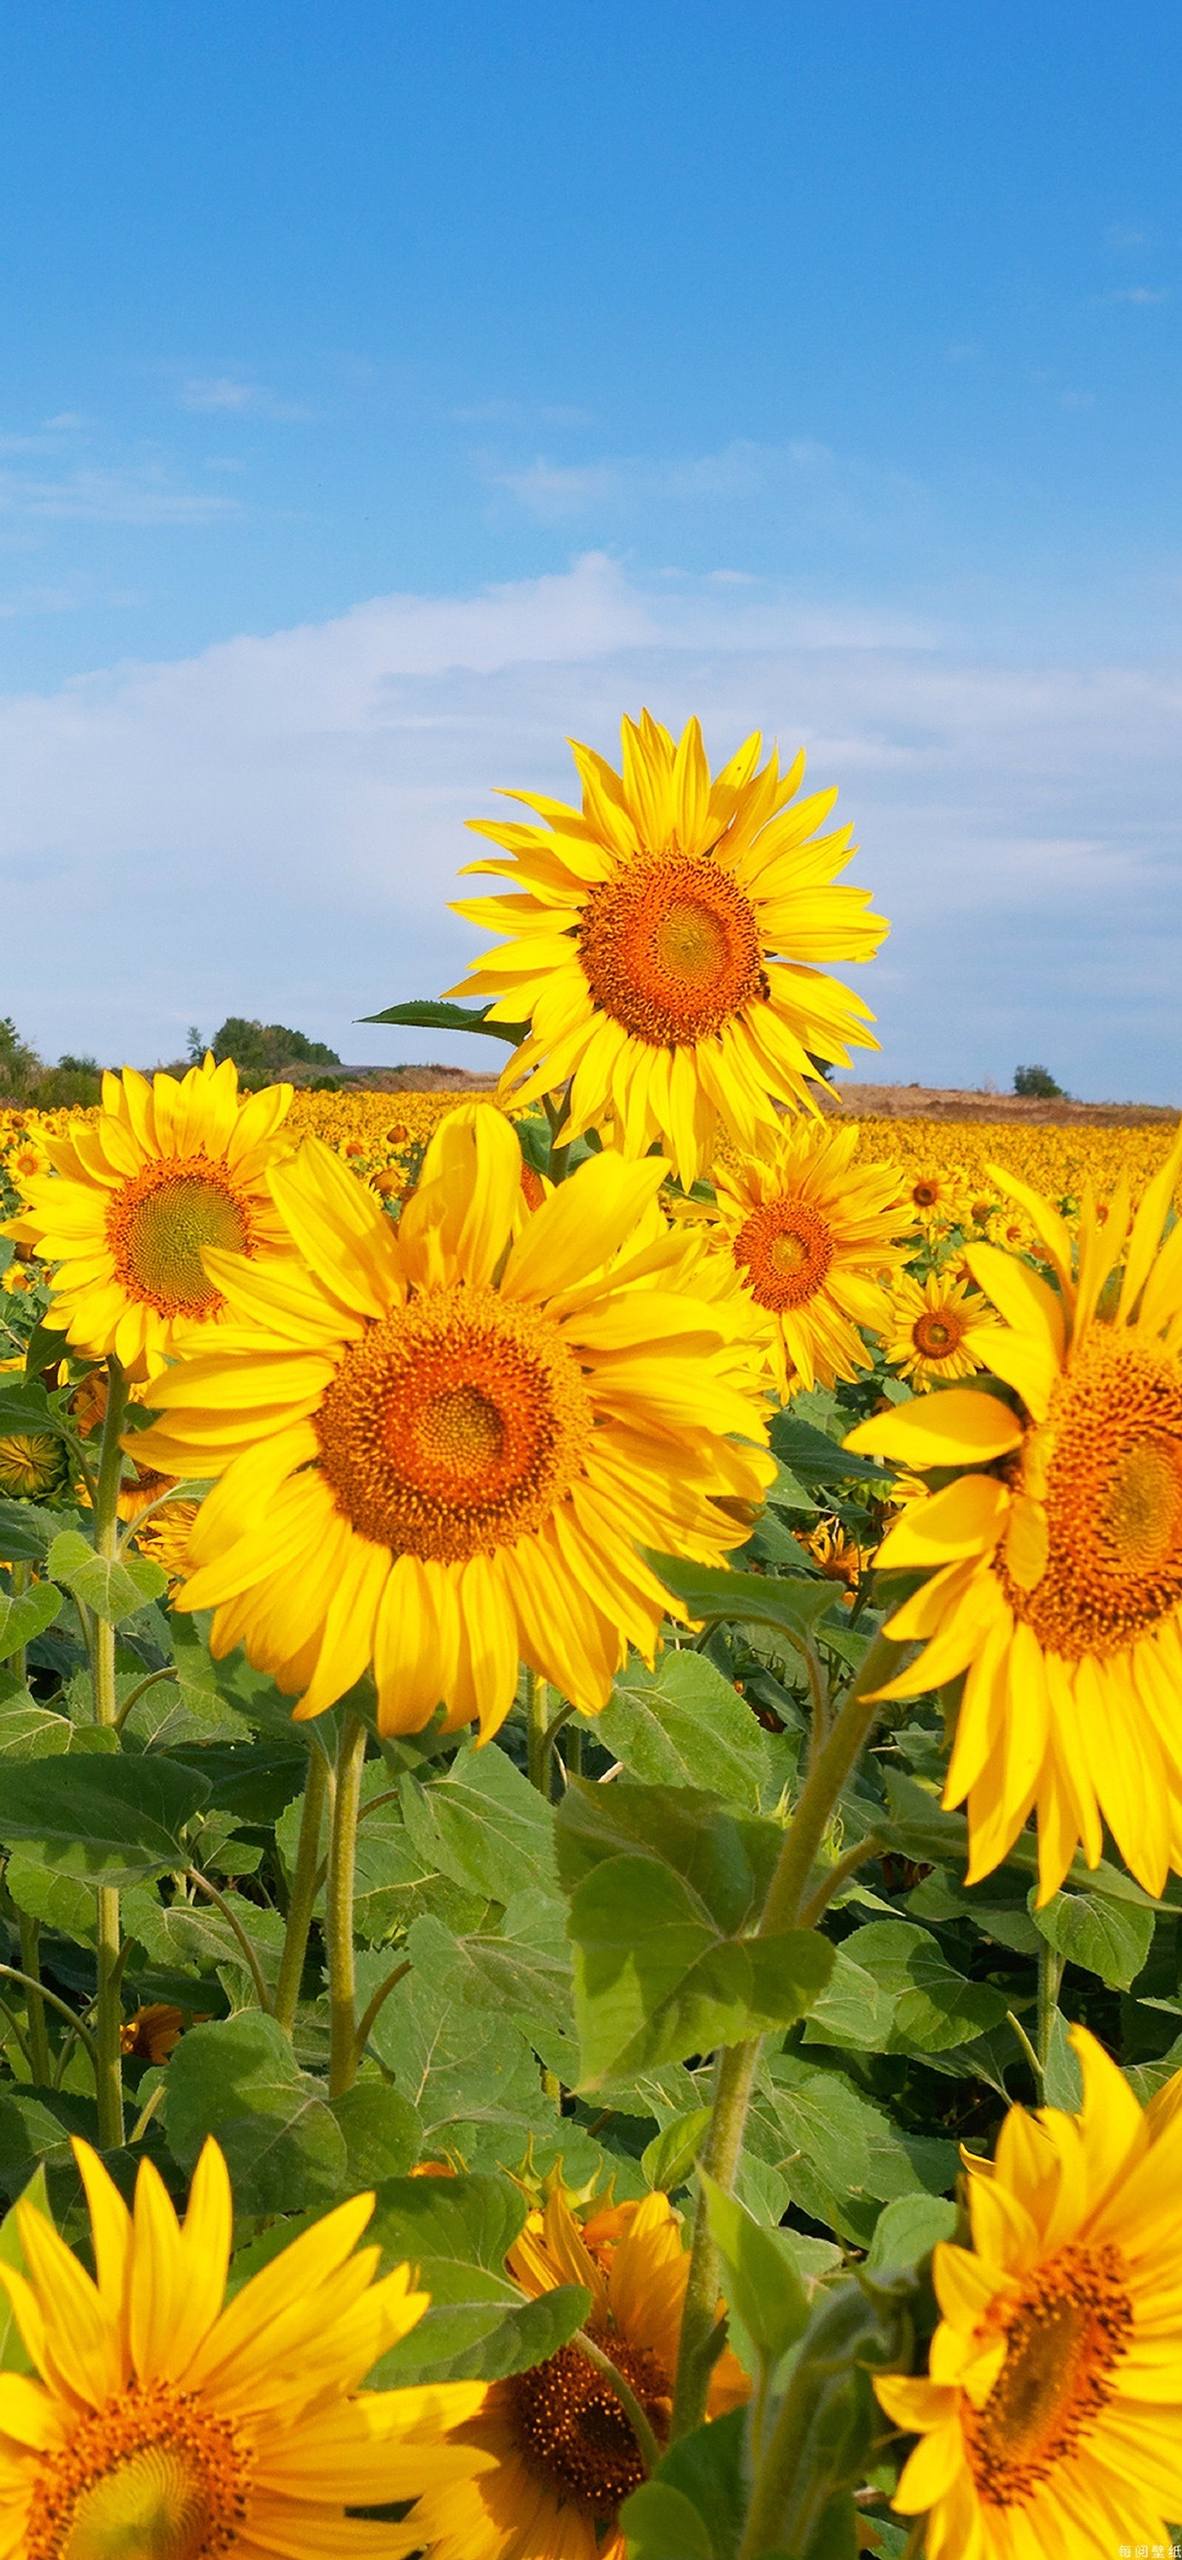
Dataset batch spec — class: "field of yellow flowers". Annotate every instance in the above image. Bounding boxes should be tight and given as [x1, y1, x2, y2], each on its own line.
[0, 712, 1180, 2560]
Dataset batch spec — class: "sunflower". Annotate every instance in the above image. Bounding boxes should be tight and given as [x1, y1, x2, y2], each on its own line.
[387, 2184, 748, 2560]
[130, 1112, 774, 1737]
[885, 1270, 994, 1390]
[708, 1119, 911, 1397]
[134, 1499, 201, 1588]
[795, 1515, 866, 1594]
[8, 1057, 294, 1379]
[846, 1140, 1182, 1897]
[0, 2134, 487, 2559]
[119, 2000, 187, 2063]
[447, 711, 886, 1186]
[904, 1169, 964, 1229]
[0, 1431, 66, 1499]
[877, 2025, 1182, 2560]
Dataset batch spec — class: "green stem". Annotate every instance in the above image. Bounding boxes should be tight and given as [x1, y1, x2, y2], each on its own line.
[186, 1871, 272, 2012]
[10, 1558, 29, 1690]
[525, 1669, 553, 1797]
[0, 1965, 99, 2068]
[353, 1957, 411, 2069]
[796, 1831, 884, 1931]
[93, 1356, 130, 2148]
[18, 1917, 51, 2084]
[327, 1712, 367, 2099]
[1006, 2007, 1043, 2087]
[671, 1630, 898, 2439]
[273, 1746, 330, 2034]
[1037, 1942, 1064, 2071]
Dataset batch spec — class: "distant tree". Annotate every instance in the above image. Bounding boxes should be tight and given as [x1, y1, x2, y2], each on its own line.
[186, 1025, 206, 1063]
[0, 1017, 42, 1100]
[209, 1017, 341, 1078]
[1013, 1064, 1065, 1100]
[37, 1058, 103, 1106]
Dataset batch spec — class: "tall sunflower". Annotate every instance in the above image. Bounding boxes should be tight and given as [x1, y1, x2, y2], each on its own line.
[0, 2134, 487, 2559]
[447, 711, 887, 1185]
[885, 1268, 995, 1390]
[386, 2183, 747, 2560]
[708, 1119, 912, 1397]
[131, 1112, 774, 1737]
[8, 1058, 294, 1378]
[846, 1141, 1182, 1898]
[877, 2025, 1182, 2560]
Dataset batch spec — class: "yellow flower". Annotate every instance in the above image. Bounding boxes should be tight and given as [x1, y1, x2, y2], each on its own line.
[877, 2026, 1182, 2560]
[903, 1168, 964, 1228]
[0, 2134, 486, 2559]
[709, 1119, 911, 1397]
[447, 710, 886, 1185]
[119, 2001, 187, 2063]
[847, 1138, 1182, 1898]
[9, 1057, 294, 1379]
[1, 1263, 35, 1295]
[134, 1499, 201, 1588]
[130, 1112, 774, 1738]
[796, 1515, 866, 1593]
[387, 2184, 748, 2560]
[885, 1270, 994, 1390]
[0, 1430, 65, 1498]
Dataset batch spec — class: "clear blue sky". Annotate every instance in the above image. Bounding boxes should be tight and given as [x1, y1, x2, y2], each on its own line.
[2, 2, 1179, 1097]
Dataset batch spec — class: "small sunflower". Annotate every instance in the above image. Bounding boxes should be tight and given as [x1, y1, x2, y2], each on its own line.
[904, 1169, 963, 1229]
[709, 1119, 912, 1396]
[885, 1270, 994, 1389]
[134, 1499, 201, 1588]
[846, 1138, 1182, 1897]
[130, 1112, 774, 1738]
[9, 1057, 294, 1378]
[447, 711, 886, 1185]
[877, 2026, 1182, 2560]
[119, 2001, 187, 2063]
[0, 2134, 486, 2559]
[795, 1515, 866, 1594]
[0, 1431, 66, 1499]
[388, 2184, 747, 2560]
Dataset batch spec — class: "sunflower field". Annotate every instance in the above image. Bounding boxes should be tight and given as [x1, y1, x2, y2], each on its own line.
[0, 711, 1179, 2560]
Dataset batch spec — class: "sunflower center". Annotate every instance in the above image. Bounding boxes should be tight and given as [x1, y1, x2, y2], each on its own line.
[26, 2382, 253, 2560]
[912, 1309, 963, 1358]
[1001, 1332, 1182, 1658]
[578, 852, 768, 1046]
[314, 1284, 595, 1562]
[107, 1157, 251, 1319]
[911, 1180, 941, 1209]
[506, 2328, 670, 2518]
[732, 1198, 835, 1311]
[965, 2243, 1132, 2508]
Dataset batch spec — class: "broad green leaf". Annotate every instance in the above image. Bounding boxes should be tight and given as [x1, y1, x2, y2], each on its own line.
[274, 1762, 486, 1944]
[598, 1654, 773, 1810]
[1042, 2011, 1084, 2110]
[0, 1753, 209, 1886]
[700, 2170, 810, 2364]
[0, 2091, 92, 2204]
[0, 1695, 75, 1759]
[0, 1385, 68, 1440]
[648, 1556, 839, 1651]
[123, 1887, 287, 1997]
[641, 2106, 713, 2193]
[165, 2013, 346, 2212]
[836, 1921, 1008, 2052]
[166, 1739, 309, 1826]
[369, 2172, 588, 2383]
[360, 997, 525, 1043]
[0, 1501, 60, 1563]
[46, 1531, 166, 1625]
[771, 1411, 887, 1486]
[400, 1739, 557, 1901]
[802, 1942, 899, 2052]
[864, 2193, 958, 2288]
[330, 2083, 421, 2186]
[358, 1944, 592, 2179]
[622, 2409, 748, 2560]
[1031, 1888, 1155, 1989]
[0, 1581, 62, 1661]
[406, 1898, 573, 2048]
[749, 2058, 957, 2247]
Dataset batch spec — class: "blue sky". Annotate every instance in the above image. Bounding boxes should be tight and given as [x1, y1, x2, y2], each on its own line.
[2, 1, 1179, 1097]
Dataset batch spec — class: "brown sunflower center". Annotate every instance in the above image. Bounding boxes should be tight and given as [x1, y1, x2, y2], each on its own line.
[965, 2243, 1132, 2508]
[107, 1157, 251, 1320]
[578, 852, 768, 1046]
[507, 2329, 670, 2517]
[732, 1197, 835, 1311]
[26, 2381, 253, 2560]
[1001, 1332, 1182, 1658]
[314, 1284, 594, 1563]
[912, 1308, 964, 1359]
[911, 1180, 941, 1209]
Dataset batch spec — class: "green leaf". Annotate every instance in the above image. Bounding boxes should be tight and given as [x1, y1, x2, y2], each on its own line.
[330, 2083, 422, 2186]
[864, 2193, 959, 2288]
[835, 1921, 1008, 2052]
[648, 1556, 839, 1652]
[359, 1945, 568, 2168]
[46, 1531, 167, 1625]
[165, 1739, 310, 1827]
[123, 1887, 287, 1997]
[360, 997, 525, 1044]
[558, 1782, 833, 2086]
[0, 2092, 92, 2203]
[1032, 1889, 1155, 1989]
[368, 2174, 588, 2383]
[1042, 2011, 1084, 2111]
[0, 1695, 76, 1759]
[0, 2164, 50, 2371]
[641, 2107, 713, 2193]
[597, 1654, 773, 1810]
[700, 2170, 810, 2364]
[0, 1500, 60, 1563]
[0, 1581, 62, 1662]
[802, 1943, 899, 2052]
[399, 1739, 557, 1901]
[165, 2013, 347, 2212]
[770, 1412, 887, 1487]
[275, 1762, 487, 1944]
[0, 1753, 210, 1885]
[0, 1384, 68, 1440]
[622, 2408, 748, 2560]
[406, 1897, 573, 2046]
[750, 2057, 957, 2247]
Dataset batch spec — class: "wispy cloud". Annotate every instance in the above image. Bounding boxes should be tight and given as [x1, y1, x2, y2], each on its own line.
[0, 462, 239, 525]
[1105, 223, 1152, 252]
[486, 436, 921, 540]
[0, 554, 1176, 1100]
[178, 375, 312, 421]
[1103, 285, 1170, 306]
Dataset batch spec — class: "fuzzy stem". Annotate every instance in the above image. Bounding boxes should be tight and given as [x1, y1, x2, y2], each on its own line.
[327, 1712, 367, 2099]
[525, 1669, 553, 1798]
[671, 1631, 898, 2438]
[273, 1746, 330, 2034]
[18, 1917, 51, 2085]
[93, 1357, 130, 2148]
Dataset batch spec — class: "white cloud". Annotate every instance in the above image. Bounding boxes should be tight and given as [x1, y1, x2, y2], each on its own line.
[178, 376, 313, 421]
[487, 436, 920, 536]
[0, 461, 239, 526]
[1104, 285, 1170, 306]
[0, 553, 1177, 1100]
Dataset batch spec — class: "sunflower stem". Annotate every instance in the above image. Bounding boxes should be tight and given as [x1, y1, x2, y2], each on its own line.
[525, 1669, 554, 1798]
[327, 1710, 368, 2098]
[274, 1744, 330, 2034]
[670, 1630, 899, 2440]
[18, 1917, 52, 2085]
[1037, 1942, 1064, 2071]
[92, 1355, 130, 2149]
